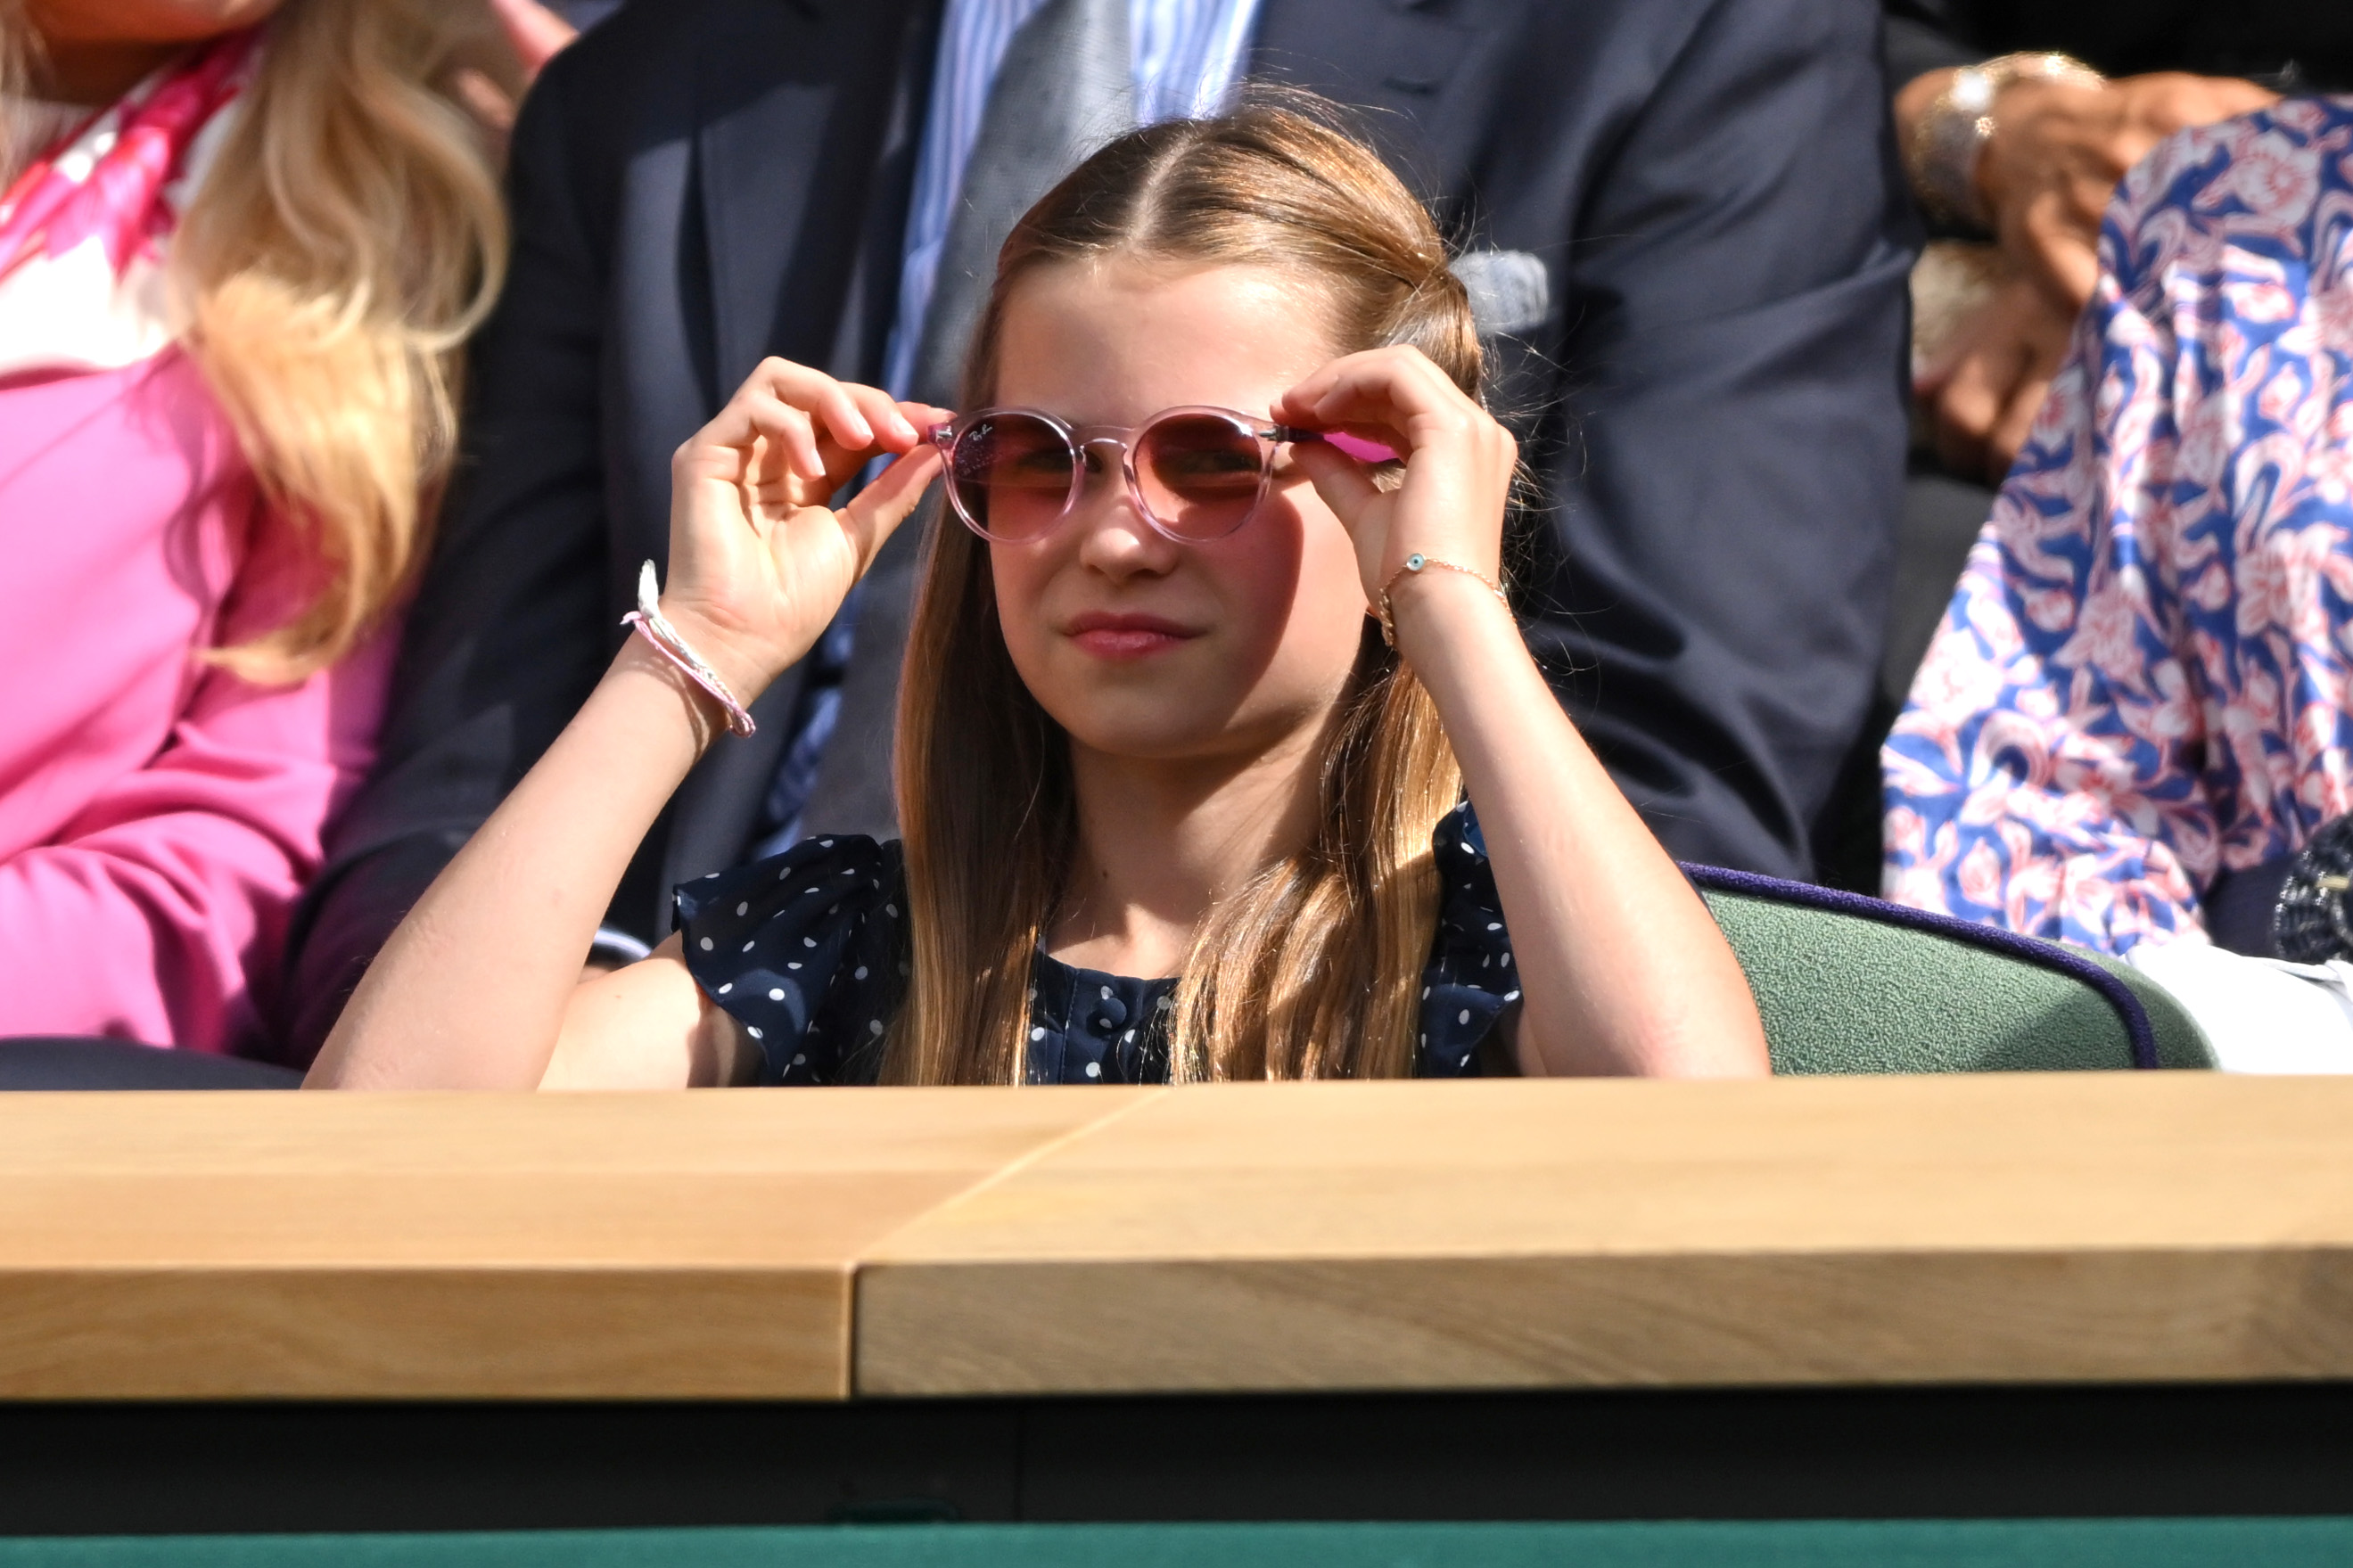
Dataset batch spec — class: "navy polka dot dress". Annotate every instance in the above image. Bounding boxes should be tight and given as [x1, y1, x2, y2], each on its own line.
[674, 802, 1520, 1085]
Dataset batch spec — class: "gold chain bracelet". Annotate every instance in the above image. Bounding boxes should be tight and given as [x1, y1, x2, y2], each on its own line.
[1376, 553, 1510, 647]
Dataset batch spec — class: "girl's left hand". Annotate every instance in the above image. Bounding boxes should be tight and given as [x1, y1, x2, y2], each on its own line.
[1275, 346, 1516, 608]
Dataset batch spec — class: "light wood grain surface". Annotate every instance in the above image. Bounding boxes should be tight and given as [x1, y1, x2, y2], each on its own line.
[0, 1088, 1143, 1399]
[854, 1075, 2353, 1395]
[8, 1077, 2353, 1400]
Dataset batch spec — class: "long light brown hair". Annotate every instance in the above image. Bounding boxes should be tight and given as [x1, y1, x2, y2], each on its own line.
[4, 0, 511, 683]
[887, 103, 1484, 1085]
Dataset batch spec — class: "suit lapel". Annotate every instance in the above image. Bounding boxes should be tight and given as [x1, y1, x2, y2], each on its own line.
[1248, 0, 1494, 201]
[694, 0, 917, 404]
[655, 0, 928, 911]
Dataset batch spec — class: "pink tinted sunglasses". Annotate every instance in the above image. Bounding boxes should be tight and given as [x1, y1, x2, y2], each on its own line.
[925, 405, 1396, 545]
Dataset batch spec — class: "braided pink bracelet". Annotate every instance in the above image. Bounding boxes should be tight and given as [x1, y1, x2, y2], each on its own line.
[620, 561, 757, 737]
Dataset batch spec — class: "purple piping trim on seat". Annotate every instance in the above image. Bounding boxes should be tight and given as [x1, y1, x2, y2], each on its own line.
[1681, 865, 2160, 1071]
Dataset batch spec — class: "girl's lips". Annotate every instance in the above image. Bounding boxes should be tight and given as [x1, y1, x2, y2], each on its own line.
[1063, 612, 1201, 661]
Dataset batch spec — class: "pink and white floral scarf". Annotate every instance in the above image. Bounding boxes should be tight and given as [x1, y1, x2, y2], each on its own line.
[0, 29, 258, 379]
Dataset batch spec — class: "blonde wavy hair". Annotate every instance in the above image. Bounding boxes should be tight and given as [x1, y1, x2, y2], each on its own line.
[4, 0, 511, 683]
[887, 103, 1484, 1085]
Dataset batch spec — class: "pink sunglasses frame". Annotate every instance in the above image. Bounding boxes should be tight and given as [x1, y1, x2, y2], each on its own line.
[924, 405, 1392, 545]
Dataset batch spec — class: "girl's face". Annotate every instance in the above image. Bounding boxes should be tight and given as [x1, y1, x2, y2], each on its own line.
[988, 259, 1371, 768]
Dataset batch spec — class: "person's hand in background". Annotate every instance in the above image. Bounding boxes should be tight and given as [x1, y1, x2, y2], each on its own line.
[1975, 72, 2278, 309]
[488, 0, 580, 73]
[1898, 68, 2276, 482]
[449, 0, 579, 155]
[1912, 267, 2069, 483]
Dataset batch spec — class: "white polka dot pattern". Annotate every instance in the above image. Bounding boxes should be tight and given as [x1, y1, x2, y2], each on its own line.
[673, 805, 1519, 1087]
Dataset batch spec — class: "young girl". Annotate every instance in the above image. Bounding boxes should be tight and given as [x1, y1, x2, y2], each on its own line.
[308, 107, 1768, 1089]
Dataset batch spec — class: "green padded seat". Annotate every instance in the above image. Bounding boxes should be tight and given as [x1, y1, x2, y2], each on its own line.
[1687, 866, 2215, 1074]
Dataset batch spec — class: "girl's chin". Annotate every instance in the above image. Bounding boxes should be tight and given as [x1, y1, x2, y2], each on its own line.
[1051, 708, 1238, 763]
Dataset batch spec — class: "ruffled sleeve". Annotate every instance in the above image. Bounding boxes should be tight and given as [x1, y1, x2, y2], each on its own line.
[672, 834, 909, 1085]
[1417, 801, 1521, 1077]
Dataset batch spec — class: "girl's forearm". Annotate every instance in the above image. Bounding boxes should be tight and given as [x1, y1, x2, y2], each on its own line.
[306, 640, 719, 1088]
[1391, 572, 1768, 1077]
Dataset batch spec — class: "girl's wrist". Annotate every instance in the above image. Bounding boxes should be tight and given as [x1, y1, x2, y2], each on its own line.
[647, 597, 790, 717]
[610, 633, 729, 755]
[1379, 553, 1510, 644]
[1385, 563, 1528, 703]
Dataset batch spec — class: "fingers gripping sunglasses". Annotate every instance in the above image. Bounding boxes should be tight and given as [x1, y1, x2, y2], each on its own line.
[925, 405, 1394, 545]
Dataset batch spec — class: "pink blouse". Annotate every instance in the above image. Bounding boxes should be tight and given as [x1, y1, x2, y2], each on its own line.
[0, 349, 395, 1052]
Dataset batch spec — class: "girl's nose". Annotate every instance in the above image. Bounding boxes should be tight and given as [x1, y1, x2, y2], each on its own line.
[1071, 440, 1175, 579]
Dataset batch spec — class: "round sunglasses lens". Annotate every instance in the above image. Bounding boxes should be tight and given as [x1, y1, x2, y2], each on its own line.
[951, 415, 1074, 540]
[1136, 415, 1270, 539]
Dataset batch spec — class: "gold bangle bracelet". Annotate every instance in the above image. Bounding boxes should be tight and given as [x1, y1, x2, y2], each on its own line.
[1376, 553, 1510, 648]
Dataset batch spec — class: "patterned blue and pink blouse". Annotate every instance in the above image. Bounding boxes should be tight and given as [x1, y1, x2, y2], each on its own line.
[1883, 98, 2353, 954]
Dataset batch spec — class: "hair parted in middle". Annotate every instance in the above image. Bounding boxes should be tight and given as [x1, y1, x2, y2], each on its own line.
[886, 97, 1485, 1086]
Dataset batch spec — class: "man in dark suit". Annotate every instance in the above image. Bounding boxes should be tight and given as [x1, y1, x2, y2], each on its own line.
[276, 0, 1914, 1061]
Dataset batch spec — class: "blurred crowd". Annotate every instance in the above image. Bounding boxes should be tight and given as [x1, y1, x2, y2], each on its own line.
[1, 0, 2349, 1075]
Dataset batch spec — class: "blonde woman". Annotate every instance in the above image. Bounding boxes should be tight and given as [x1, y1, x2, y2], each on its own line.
[311, 107, 1765, 1089]
[0, 0, 514, 1055]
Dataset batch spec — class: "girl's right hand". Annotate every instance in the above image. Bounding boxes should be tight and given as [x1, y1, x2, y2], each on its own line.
[659, 357, 948, 702]
[1276, 346, 1515, 616]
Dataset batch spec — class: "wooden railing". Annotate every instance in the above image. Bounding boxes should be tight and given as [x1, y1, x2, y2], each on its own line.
[5, 1074, 2352, 1400]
